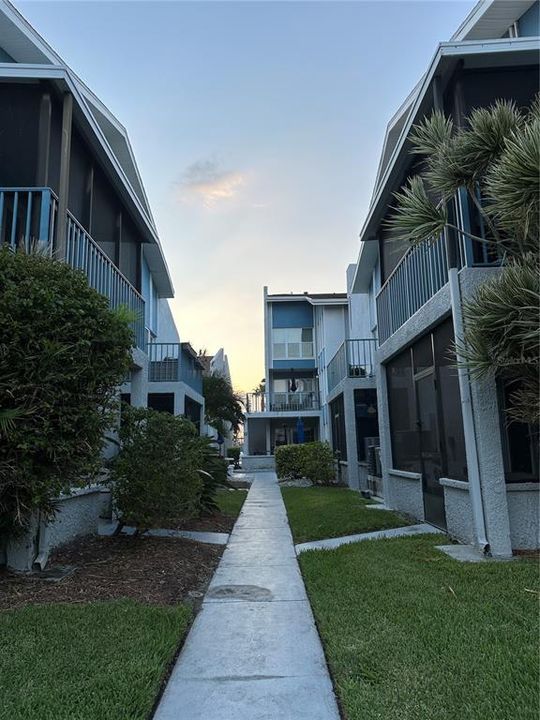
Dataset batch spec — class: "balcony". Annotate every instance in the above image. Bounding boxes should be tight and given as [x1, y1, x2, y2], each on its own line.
[327, 339, 377, 393]
[376, 231, 498, 344]
[148, 343, 203, 395]
[0, 187, 145, 349]
[246, 391, 320, 414]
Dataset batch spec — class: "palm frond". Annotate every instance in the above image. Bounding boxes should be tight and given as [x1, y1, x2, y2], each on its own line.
[459, 254, 540, 425]
[386, 176, 447, 245]
[484, 117, 540, 250]
[409, 111, 454, 157]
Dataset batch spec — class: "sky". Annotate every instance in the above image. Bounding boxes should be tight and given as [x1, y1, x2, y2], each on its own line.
[18, 0, 476, 392]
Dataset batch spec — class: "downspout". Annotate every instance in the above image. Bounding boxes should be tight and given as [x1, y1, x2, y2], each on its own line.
[445, 230, 490, 554]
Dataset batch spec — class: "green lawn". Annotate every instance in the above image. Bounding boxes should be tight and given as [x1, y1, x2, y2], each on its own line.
[217, 488, 247, 517]
[300, 535, 539, 720]
[0, 600, 191, 720]
[281, 486, 410, 543]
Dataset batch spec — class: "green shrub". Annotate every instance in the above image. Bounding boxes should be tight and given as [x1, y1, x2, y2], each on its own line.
[111, 407, 203, 529]
[275, 444, 306, 480]
[0, 249, 133, 534]
[301, 441, 335, 485]
[275, 442, 336, 485]
[199, 438, 230, 515]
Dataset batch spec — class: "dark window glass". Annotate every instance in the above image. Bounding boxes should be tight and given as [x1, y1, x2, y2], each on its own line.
[433, 318, 468, 481]
[147, 393, 174, 414]
[500, 381, 539, 483]
[330, 394, 347, 460]
[354, 389, 379, 461]
[413, 333, 433, 375]
[387, 349, 421, 472]
[184, 396, 201, 431]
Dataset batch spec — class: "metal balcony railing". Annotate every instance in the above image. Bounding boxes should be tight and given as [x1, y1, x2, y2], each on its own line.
[148, 343, 203, 394]
[0, 187, 145, 349]
[0, 187, 58, 251]
[375, 227, 499, 344]
[246, 391, 320, 413]
[66, 212, 145, 349]
[327, 339, 377, 392]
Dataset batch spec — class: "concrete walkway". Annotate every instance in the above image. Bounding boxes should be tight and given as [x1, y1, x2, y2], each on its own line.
[154, 471, 340, 720]
[295, 523, 435, 554]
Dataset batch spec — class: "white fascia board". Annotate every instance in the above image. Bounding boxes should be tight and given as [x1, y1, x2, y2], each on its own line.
[451, 0, 496, 41]
[0, 0, 64, 64]
[267, 295, 348, 306]
[351, 240, 379, 294]
[0, 62, 174, 297]
[451, 0, 537, 42]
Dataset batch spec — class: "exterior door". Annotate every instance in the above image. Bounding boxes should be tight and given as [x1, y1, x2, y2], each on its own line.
[415, 372, 446, 529]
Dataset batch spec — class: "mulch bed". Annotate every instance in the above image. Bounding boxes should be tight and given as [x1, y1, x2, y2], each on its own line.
[174, 511, 236, 534]
[0, 534, 223, 611]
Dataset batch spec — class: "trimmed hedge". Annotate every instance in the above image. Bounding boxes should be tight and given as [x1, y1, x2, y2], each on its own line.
[275, 442, 335, 485]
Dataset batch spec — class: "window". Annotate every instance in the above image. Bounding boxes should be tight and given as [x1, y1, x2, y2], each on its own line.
[387, 349, 421, 472]
[354, 389, 379, 462]
[433, 319, 467, 481]
[272, 328, 313, 359]
[330, 394, 347, 460]
[500, 380, 539, 483]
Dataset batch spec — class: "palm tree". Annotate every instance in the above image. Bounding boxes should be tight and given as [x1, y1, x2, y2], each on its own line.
[388, 97, 539, 424]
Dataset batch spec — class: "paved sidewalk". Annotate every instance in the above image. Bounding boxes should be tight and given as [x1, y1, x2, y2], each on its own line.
[295, 523, 435, 554]
[154, 471, 340, 720]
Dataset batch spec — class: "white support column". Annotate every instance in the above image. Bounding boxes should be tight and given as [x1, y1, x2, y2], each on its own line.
[343, 388, 360, 489]
[376, 361, 395, 507]
[265, 421, 272, 456]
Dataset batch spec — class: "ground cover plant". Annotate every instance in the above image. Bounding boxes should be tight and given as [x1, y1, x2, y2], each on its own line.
[275, 441, 335, 485]
[281, 487, 410, 543]
[0, 250, 133, 534]
[0, 600, 191, 720]
[299, 534, 539, 720]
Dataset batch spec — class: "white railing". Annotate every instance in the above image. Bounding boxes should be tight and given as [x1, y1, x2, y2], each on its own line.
[327, 339, 377, 392]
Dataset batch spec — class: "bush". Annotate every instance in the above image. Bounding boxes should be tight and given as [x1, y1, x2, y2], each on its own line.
[111, 407, 203, 529]
[199, 438, 230, 515]
[275, 442, 336, 485]
[275, 444, 306, 480]
[301, 442, 335, 485]
[0, 250, 133, 534]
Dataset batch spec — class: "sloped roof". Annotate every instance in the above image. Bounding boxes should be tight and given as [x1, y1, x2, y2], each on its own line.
[0, 0, 174, 296]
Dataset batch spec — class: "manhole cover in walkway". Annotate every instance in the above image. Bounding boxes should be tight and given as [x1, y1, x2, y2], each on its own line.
[207, 584, 274, 601]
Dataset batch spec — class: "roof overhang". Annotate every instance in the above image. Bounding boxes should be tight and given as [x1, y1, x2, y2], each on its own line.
[0, 62, 174, 297]
[452, 0, 537, 41]
[267, 295, 348, 306]
[351, 35, 539, 293]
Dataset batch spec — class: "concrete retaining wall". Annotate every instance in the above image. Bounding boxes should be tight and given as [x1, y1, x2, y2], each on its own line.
[5, 486, 112, 572]
[242, 455, 276, 472]
[506, 484, 540, 550]
[388, 469, 424, 520]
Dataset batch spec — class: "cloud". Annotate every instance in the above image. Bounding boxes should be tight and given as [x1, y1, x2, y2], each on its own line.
[177, 159, 245, 207]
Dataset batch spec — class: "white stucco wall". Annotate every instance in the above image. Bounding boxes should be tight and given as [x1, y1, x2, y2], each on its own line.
[156, 299, 180, 343]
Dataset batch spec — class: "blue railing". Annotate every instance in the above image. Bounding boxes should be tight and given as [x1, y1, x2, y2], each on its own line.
[65, 212, 145, 349]
[327, 339, 377, 392]
[0, 187, 145, 349]
[148, 343, 203, 395]
[0, 187, 58, 252]
[376, 188, 501, 345]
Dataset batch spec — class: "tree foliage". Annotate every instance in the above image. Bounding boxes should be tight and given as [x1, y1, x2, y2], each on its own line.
[111, 407, 203, 529]
[275, 442, 336, 485]
[0, 250, 133, 533]
[202, 374, 245, 437]
[388, 98, 540, 423]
